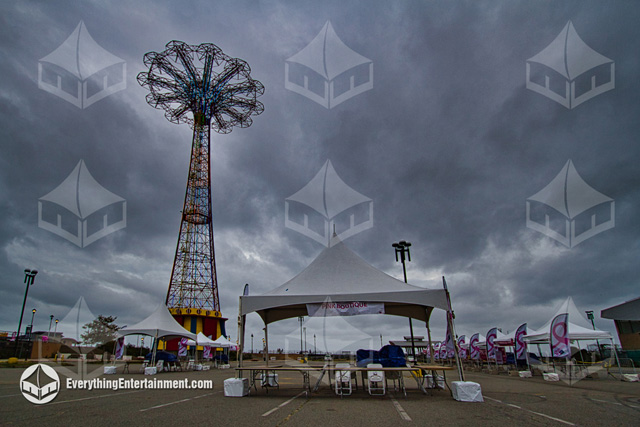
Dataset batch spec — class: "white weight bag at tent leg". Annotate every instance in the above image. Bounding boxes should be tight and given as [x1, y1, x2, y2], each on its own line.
[451, 381, 484, 402]
[224, 378, 249, 397]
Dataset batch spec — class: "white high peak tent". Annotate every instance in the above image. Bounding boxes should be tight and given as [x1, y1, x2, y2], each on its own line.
[239, 235, 449, 365]
[117, 304, 196, 364]
[524, 297, 612, 343]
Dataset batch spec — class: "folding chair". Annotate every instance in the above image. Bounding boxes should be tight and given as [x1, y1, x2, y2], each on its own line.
[367, 363, 385, 395]
[335, 363, 353, 396]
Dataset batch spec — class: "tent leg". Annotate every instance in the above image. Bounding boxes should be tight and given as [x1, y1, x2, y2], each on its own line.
[265, 323, 269, 367]
[611, 338, 623, 377]
[426, 320, 434, 364]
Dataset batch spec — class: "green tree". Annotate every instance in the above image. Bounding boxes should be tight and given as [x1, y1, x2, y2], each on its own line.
[81, 315, 120, 346]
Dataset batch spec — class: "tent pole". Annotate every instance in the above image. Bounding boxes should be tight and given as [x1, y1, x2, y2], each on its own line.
[610, 338, 622, 377]
[265, 321, 269, 368]
[237, 294, 245, 372]
[426, 317, 434, 365]
[443, 276, 464, 381]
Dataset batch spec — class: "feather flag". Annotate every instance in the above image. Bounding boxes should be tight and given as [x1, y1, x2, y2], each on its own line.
[550, 313, 570, 358]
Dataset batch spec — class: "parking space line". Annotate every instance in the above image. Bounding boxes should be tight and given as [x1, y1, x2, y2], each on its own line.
[45, 390, 143, 405]
[485, 395, 575, 426]
[261, 391, 306, 417]
[139, 392, 215, 412]
[390, 396, 412, 422]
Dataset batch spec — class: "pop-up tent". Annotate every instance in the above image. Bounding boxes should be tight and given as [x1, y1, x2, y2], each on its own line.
[117, 304, 196, 364]
[239, 236, 449, 365]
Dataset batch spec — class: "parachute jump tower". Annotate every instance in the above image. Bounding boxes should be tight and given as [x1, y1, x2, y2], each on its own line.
[138, 41, 264, 347]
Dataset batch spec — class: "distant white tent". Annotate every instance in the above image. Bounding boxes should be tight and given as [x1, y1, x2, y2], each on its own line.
[117, 304, 196, 364]
[524, 297, 612, 343]
[118, 304, 196, 341]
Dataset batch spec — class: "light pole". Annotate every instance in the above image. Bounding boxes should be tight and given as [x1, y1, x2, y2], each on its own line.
[54, 319, 59, 337]
[298, 316, 304, 354]
[586, 310, 603, 359]
[393, 241, 416, 362]
[30, 309, 37, 334]
[251, 333, 254, 355]
[16, 269, 37, 356]
[314, 334, 316, 354]
[303, 327, 307, 354]
[48, 315, 54, 337]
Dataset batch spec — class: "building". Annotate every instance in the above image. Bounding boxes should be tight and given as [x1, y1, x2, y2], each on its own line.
[601, 297, 640, 351]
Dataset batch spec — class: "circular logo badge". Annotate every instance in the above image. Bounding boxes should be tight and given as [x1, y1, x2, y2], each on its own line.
[20, 363, 60, 404]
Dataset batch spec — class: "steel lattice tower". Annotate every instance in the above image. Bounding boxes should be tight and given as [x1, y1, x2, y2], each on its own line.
[138, 41, 264, 342]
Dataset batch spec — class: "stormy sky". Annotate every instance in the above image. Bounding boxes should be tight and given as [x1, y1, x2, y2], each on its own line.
[1, 0, 639, 352]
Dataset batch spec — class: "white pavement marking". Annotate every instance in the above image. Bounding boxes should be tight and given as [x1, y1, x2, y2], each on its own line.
[589, 397, 640, 409]
[139, 392, 215, 412]
[44, 390, 143, 405]
[390, 396, 412, 422]
[485, 395, 575, 426]
[262, 391, 306, 417]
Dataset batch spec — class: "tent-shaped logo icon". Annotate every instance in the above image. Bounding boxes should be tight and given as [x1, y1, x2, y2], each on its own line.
[285, 160, 373, 247]
[526, 21, 614, 109]
[20, 363, 60, 404]
[38, 160, 126, 247]
[38, 21, 126, 109]
[285, 21, 373, 109]
[526, 160, 614, 248]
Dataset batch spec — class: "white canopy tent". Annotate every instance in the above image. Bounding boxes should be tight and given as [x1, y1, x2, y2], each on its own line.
[238, 236, 449, 366]
[117, 304, 196, 364]
[524, 297, 612, 344]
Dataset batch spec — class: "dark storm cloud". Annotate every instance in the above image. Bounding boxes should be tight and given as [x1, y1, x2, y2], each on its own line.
[0, 0, 638, 349]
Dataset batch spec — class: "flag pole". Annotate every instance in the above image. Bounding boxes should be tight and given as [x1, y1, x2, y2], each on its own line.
[443, 276, 464, 381]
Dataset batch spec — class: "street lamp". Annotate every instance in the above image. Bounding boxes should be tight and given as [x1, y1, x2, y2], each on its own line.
[30, 309, 37, 333]
[303, 327, 307, 354]
[54, 319, 59, 336]
[251, 333, 254, 355]
[48, 315, 54, 337]
[392, 241, 416, 362]
[15, 269, 37, 356]
[314, 334, 316, 354]
[298, 316, 304, 354]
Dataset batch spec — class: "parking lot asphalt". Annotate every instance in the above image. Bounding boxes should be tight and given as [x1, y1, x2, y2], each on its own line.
[1, 361, 638, 426]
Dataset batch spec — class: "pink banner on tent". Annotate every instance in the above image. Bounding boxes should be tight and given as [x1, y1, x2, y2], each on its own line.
[550, 313, 570, 358]
[178, 338, 188, 357]
[457, 335, 466, 359]
[515, 323, 527, 360]
[445, 322, 455, 358]
[486, 328, 497, 359]
[203, 345, 211, 359]
[469, 333, 480, 360]
[115, 336, 125, 359]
